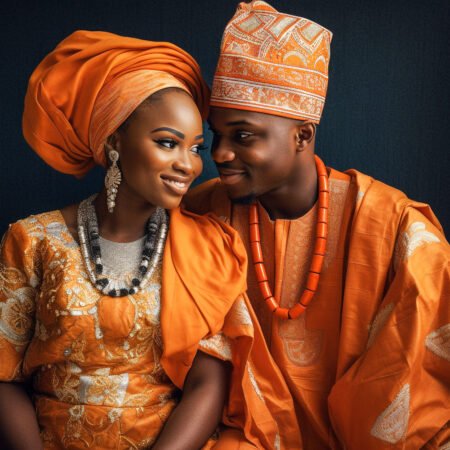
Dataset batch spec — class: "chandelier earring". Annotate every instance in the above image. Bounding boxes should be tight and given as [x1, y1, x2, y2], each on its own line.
[104, 143, 121, 213]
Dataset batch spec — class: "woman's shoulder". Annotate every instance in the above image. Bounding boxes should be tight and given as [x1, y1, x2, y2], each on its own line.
[9, 209, 63, 234]
[176, 207, 239, 242]
[5, 205, 77, 247]
[170, 207, 247, 268]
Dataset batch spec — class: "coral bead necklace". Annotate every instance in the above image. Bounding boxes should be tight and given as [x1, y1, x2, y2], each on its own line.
[249, 155, 329, 320]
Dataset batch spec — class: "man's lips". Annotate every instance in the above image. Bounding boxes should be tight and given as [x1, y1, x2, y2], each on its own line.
[218, 169, 247, 185]
[160, 175, 192, 196]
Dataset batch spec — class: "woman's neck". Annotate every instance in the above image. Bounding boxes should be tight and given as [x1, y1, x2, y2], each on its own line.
[94, 188, 157, 243]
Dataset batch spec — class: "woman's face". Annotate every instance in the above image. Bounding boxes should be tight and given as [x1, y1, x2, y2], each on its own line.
[114, 89, 204, 210]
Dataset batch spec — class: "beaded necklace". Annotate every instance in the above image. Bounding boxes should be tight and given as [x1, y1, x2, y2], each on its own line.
[249, 155, 329, 319]
[77, 195, 168, 297]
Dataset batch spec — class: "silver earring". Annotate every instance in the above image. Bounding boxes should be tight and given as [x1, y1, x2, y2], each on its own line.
[105, 144, 121, 213]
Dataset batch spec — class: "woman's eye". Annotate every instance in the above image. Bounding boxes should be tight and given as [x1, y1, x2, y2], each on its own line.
[156, 139, 177, 149]
[191, 144, 208, 155]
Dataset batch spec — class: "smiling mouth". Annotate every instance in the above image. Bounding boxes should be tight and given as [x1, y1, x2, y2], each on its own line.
[218, 170, 247, 185]
[161, 176, 191, 195]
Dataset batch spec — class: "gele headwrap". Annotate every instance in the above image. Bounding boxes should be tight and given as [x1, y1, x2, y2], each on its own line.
[211, 1, 332, 123]
[23, 30, 210, 177]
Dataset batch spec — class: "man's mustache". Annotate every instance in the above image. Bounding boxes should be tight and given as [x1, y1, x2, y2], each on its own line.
[214, 162, 244, 170]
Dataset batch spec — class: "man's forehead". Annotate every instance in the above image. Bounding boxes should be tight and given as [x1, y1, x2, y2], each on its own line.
[208, 107, 294, 128]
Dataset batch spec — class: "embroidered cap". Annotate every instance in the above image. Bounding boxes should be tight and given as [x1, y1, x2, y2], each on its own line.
[211, 0, 332, 123]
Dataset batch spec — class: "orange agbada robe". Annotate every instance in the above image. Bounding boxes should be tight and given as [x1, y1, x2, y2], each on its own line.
[0, 208, 302, 449]
[184, 167, 450, 449]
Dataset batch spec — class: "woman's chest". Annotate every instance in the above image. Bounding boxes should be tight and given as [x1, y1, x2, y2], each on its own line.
[31, 237, 163, 367]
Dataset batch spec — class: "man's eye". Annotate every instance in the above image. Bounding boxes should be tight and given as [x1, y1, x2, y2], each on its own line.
[236, 131, 253, 140]
[156, 139, 177, 149]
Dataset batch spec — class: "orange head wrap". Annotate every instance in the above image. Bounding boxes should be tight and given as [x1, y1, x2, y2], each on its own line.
[23, 30, 210, 177]
[211, 0, 332, 123]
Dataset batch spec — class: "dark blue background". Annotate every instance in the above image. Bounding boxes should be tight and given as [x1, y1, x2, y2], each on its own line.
[1, 0, 449, 234]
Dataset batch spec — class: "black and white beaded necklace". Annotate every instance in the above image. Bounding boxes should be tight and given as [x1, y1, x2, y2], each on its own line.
[77, 194, 169, 297]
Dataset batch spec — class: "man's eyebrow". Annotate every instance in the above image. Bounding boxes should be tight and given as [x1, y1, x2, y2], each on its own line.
[194, 134, 204, 140]
[225, 120, 254, 126]
[151, 127, 184, 139]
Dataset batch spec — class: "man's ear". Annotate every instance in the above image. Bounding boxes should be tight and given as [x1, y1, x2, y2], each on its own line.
[295, 122, 316, 152]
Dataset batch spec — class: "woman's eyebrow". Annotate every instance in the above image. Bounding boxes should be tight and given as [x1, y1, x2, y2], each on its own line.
[152, 127, 184, 139]
[195, 134, 204, 140]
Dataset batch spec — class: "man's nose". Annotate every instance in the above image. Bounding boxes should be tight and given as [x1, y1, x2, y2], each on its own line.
[212, 140, 236, 164]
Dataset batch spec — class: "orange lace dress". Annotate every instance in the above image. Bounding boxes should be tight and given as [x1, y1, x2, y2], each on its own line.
[0, 210, 230, 449]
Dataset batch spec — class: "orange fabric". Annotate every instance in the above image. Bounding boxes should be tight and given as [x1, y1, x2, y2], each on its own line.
[184, 168, 450, 449]
[0, 208, 302, 449]
[89, 70, 190, 163]
[211, 1, 332, 123]
[22, 30, 210, 177]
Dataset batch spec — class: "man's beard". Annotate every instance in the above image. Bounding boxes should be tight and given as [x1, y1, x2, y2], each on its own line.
[230, 193, 257, 205]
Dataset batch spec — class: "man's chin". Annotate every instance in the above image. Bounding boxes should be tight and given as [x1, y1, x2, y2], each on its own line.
[221, 180, 257, 204]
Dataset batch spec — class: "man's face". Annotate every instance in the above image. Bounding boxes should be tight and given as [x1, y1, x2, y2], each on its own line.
[209, 107, 300, 202]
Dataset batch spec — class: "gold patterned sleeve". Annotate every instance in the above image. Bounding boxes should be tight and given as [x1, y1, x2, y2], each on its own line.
[0, 221, 40, 381]
[198, 295, 254, 362]
[198, 332, 233, 362]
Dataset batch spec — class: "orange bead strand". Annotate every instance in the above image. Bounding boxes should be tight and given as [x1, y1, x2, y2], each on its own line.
[249, 155, 329, 319]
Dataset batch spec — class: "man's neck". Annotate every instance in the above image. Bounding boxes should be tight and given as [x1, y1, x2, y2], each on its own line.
[258, 155, 318, 220]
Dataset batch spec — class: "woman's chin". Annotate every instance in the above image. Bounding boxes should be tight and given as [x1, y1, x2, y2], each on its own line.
[154, 196, 183, 211]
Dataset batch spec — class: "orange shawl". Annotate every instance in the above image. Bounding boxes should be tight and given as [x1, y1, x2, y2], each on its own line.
[162, 209, 302, 448]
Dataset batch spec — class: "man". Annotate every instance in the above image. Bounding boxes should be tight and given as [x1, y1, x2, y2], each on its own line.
[185, 1, 450, 448]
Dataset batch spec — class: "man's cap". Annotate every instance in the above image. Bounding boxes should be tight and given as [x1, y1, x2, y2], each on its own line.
[211, 1, 332, 123]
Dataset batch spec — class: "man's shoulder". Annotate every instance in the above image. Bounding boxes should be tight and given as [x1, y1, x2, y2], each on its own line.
[184, 178, 231, 217]
[342, 168, 445, 239]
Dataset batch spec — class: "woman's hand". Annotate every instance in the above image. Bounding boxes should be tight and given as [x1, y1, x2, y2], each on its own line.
[152, 351, 230, 450]
[0, 382, 43, 450]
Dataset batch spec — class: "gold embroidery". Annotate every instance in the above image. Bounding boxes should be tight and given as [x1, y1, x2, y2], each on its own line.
[370, 384, 410, 444]
[199, 332, 232, 361]
[324, 178, 350, 269]
[66, 332, 87, 364]
[279, 315, 322, 366]
[228, 297, 253, 326]
[425, 324, 450, 362]
[62, 404, 113, 448]
[0, 286, 35, 346]
[52, 362, 82, 404]
[366, 303, 395, 349]
[274, 432, 281, 450]
[247, 363, 265, 402]
[79, 370, 129, 406]
[276, 181, 350, 367]
[394, 221, 440, 269]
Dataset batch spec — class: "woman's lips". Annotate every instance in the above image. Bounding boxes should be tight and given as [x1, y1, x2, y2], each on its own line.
[161, 176, 191, 196]
[218, 170, 246, 185]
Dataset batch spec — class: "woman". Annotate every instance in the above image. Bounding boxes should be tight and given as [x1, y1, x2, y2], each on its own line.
[0, 31, 302, 449]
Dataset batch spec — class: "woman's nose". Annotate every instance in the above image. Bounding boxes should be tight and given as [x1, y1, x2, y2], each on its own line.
[173, 149, 194, 174]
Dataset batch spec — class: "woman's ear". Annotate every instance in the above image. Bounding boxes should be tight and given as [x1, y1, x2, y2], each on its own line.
[295, 122, 316, 152]
[104, 131, 122, 163]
